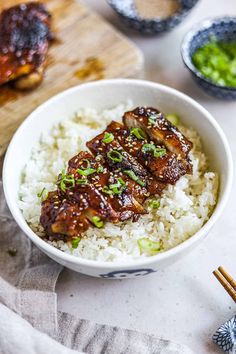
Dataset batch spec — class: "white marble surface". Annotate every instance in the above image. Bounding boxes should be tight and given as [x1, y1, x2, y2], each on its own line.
[57, 1, 236, 353]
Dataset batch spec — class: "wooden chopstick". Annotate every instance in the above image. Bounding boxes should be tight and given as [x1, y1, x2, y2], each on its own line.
[213, 266, 236, 303]
[218, 266, 236, 291]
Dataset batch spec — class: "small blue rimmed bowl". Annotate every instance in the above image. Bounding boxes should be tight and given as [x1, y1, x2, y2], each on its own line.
[107, 0, 199, 34]
[182, 17, 236, 100]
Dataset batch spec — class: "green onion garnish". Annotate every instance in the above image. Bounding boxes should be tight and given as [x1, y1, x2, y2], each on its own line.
[153, 147, 166, 158]
[71, 237, 81, 249]
[80, 159, 91, 170]
[130, 127, 147, 140]
[124, 170, 145, 187]
[77, 168, 96, 176]
[91, 216, 104, 228]
[95, 155, 102, 161]
[192, 38, 236, 87]
[148, 114, 157, 125]
[141, 143, 155, 154]
[109, 178, 126, 195]
[76, 178, 88, 185]
[142, 144, 166, 158]
[97, 166, 104, 173]
[58, 169, 75, 192]
[102, 178, 126, 195]
[166, 114, 180, 126]
[149, 200, 160, 209]
[107, 149, 123, 163]
[138, 238, 161, 256]
[102, 132, 114, 144]
[102, 186, 113, 195]
[37, 187, 48, 201]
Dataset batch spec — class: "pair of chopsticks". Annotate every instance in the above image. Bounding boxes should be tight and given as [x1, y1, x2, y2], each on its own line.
[213, 266, 236, 303]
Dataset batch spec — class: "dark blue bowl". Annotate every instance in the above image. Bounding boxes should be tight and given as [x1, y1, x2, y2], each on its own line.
[181, 17, 236, 100]
[107, 0, 199, 34]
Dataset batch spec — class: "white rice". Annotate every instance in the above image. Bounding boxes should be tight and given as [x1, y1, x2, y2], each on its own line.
[18, 102, 218, 262]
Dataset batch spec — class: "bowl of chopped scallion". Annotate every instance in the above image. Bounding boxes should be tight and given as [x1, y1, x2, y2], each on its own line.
[181, 17, 236, 100]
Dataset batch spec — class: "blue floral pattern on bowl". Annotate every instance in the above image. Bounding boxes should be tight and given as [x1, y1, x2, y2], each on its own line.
[107, 0, 199, 34]
[213, 315, 236, 353]
[100, 268, 156, 279]
[182, 17, 236, 100]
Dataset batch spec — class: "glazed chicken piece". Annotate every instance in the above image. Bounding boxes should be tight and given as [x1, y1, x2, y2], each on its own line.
[40, 191, 90, 241]
[106, 121, 190, 185]
[41, 172, 120, 240]
[41, 151, 147, 240]
[86, 131, 166, 198]
[123, 107, 193, 161]
[57, 164, 119, 226]
[67, 151, 146, 221]
[0, 2, 53, 89]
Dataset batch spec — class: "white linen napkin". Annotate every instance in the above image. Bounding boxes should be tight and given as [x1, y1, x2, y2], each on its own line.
[0, 181, 194, 354]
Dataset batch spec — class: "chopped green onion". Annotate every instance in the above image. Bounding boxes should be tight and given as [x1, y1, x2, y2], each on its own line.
[91, 216, 104, 228]
[97, 165, 104, 173]
[95, 155, 102, 161]
[77, 168, 96, 176]
[130, 127, 147, 140]
[76, 178, 88, 185]
[138, 238, 161, 256]
[124, 170, 145, 187]
[192, 38, 236, 87]
[142, 143, 166, 158]
[102, 178, 126, 195]
[166, 114, 180, 126]
[102, 132, 114, 144]
[118, 177, 126, 185]
[58, 169, 75, 192]
[109, 183, 122, 194]
[37, 187, 48, 201]
[109, 178, 126, 195]
[102, 186, 113, 195]
[148, 114, 157, 125]
[141, 143, 155, 154]
[153, 147, 166, 158]
[107, 149, 123, 163]
[71, 237, 81, 249]
[149, 199, 160, 209]
[80, 159, 91, 170]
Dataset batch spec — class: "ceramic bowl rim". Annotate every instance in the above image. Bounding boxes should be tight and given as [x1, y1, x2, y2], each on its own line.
[181, 16, 236, 91]
[3, 78, 233, 270]
[107, 0, 198, 24]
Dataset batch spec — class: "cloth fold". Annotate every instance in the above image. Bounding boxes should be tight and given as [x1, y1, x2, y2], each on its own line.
[0, 181, 194, 354]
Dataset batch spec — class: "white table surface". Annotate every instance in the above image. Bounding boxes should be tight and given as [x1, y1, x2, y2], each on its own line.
[57, 1, 236, 353]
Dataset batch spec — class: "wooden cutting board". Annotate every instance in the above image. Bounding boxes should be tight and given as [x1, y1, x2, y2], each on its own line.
[0, 0, 144, 157]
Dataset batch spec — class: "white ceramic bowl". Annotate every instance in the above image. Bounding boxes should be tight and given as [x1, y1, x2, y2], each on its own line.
[3, 79, 233, 279]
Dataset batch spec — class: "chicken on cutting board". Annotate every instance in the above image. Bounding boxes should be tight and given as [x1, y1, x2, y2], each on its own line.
[40, 107, 193, 242]
[0, 2, 53, 89]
